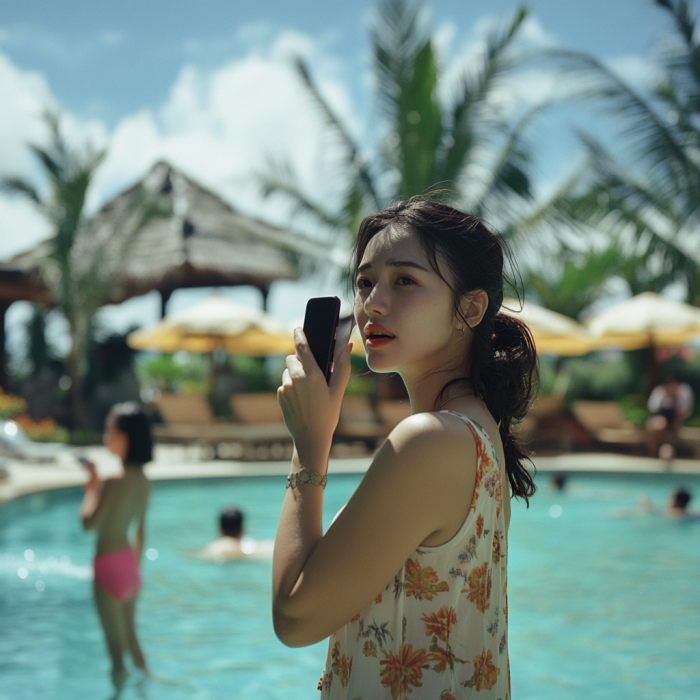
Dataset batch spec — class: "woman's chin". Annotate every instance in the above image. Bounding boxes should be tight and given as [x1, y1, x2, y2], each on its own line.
[366, 356, 398, 373]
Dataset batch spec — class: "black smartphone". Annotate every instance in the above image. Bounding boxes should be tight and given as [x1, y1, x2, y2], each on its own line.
[302, 296, 341, 384]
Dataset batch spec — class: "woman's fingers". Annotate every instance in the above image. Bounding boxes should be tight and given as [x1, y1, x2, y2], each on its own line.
[293, 327, 325, 380]
[329, 343, 353, 397]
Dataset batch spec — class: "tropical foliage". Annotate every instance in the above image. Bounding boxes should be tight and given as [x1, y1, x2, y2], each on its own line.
[548, 0, 700, 307]
[1, 112, 162, 425]
[260, 0, 538, 244]
[525, 245, 624, 320]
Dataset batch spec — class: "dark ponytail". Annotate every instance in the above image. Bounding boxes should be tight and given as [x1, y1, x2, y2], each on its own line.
[470, 314, 538, 502]
[354, 197, 538, 503]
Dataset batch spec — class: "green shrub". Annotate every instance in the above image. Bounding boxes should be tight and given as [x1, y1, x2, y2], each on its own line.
[618, 394, 649, 426]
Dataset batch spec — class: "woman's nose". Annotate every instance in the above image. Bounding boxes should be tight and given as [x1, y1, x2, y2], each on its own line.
[363, 283, 389, 317]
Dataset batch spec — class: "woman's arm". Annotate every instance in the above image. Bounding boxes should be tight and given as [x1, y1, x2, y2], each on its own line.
[135, 519, 145, 560]
[81, 463, 108, 531]
[134, 485, 150, 560]
[273, 414, 477, 647]
[272, 331, 477, 648]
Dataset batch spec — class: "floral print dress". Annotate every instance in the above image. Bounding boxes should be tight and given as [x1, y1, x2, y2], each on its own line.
[319, 412, 510, 700]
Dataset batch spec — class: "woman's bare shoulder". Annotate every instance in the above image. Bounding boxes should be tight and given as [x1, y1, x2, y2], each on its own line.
[380, 411, 478, 476]
[389, 410, 475, 442]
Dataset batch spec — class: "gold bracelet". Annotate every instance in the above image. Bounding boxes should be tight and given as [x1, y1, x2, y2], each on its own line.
[286, 470, 327, 490]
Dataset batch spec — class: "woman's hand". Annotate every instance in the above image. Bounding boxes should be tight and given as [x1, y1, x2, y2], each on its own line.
[82, 460, 100, 488]
[277, 327, 353, 460]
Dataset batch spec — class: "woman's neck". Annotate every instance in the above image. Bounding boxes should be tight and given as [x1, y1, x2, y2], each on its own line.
[402, 368, 472, 414]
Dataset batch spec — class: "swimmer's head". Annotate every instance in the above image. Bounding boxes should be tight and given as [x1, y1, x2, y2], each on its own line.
[105, 402, 153, 466]
[551, 473, 567, 491]
[220, 508, 244, 538]
[670, 487, 692, 511]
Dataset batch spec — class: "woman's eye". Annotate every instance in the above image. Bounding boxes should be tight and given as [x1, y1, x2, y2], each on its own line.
[356, 278, 372, 289]
[396, 276, 415, 286]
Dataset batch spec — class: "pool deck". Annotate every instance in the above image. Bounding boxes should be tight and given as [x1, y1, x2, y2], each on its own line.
[1, 445, 699, 505]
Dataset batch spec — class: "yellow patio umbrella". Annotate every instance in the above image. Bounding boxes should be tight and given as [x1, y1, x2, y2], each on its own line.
[127, 295, 295, 356]
[585, 292, 700, 350]
[500, 299, 596, 356]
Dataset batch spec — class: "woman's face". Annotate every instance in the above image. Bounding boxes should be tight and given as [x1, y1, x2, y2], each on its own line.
[354, 227, 465, 377]
[103, 414, 129, 462]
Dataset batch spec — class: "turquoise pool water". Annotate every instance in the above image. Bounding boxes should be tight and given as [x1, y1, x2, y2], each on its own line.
[1, 471, 699, 699]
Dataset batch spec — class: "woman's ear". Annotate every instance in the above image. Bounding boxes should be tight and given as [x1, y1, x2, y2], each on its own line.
[459, 290, 489, 330]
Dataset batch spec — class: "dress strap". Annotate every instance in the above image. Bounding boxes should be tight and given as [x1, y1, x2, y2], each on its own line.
[441, 410, 499, 467]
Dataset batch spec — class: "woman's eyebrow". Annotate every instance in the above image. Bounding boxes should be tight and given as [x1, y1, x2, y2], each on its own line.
[357, 259, 429, 273]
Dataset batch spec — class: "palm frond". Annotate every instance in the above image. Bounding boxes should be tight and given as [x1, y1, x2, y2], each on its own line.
[371, 0, 428, 120]
[394, 38, 442, 197]
[0, 176, 42, 204]
[655, 0, 700, 99]
[438, 6, 528, 185]
[549, 48, 698, 196]
[557, 134, 700, 300]
[293, 57, 382, 211]
[477, 102, 541, 210]
[258, 158, 347, 231]
[527, 244, 623, 319]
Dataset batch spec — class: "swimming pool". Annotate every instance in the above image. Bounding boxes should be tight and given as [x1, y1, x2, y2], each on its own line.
[0, 471, 698, 699]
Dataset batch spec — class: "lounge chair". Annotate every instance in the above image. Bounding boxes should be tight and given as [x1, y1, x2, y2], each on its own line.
[377, 399, 412, 429]
[677, 426, 700, 458]
[334, 397, 412, 449]
[153, 393, 291, 460]
[335, 396, 389, 445]
[516, 395, 573, 452]
[229, 392, 284, 425]
[0, 420, 66, 463]
[572, 401, 646, 452]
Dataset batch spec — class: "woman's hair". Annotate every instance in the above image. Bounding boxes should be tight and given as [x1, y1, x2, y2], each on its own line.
[109, 402, 153, 466]
[353, 198, 538, 503]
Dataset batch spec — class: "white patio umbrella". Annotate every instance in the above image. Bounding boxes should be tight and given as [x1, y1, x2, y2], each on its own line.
[127, 295, 295, 356]
[585, 292, 700, 351]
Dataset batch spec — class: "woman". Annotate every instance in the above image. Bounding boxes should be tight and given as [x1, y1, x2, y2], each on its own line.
[81, 402, 152, 688]
[273, 199, 536, 699]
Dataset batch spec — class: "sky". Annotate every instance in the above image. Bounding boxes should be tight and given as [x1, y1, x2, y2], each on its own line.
[0, 0, 683, 361]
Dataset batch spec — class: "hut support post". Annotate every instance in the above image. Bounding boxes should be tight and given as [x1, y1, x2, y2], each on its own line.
[0, 301, 10, 391]
[160, 289, 173, 318]
[259, 283, 271, 312]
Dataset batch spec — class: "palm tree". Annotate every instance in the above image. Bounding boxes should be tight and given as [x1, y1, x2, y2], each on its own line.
[550, 0, 700, 305]
[260, 0, 538, 245]
[1, 112, 161, 426]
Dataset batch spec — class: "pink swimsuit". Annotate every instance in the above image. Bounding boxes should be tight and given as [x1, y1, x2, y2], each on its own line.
[93, 549, 141, 602]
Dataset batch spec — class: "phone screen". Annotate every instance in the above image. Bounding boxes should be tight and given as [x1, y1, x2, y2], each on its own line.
[303, 296, 341, 383]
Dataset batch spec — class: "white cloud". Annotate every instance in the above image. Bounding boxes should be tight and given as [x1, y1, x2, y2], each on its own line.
[0, 50, 109, 258]
[91, 30, 359, 232]
[0, 196, 51, 259]
[517, 16, 558, 49]
[0, 53, 54, 177]
[0, 52, 55, 258]
[606, 54, 661, 92]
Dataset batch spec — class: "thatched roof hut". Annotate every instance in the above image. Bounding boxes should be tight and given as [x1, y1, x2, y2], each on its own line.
[0, 160, 334, 385]
[6, 161, 332, 313]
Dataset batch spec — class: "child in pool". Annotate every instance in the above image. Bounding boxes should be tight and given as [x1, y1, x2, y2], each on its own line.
[80, 402, 152, 688]
[273, 199, 537, 699]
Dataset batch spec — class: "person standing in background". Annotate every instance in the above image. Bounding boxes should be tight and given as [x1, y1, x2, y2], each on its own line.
[647, 374, 694, 458]
[81, 402, 152, 689]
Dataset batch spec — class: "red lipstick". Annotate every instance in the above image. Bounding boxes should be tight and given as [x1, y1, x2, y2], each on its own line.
[364, 323, 395, 349]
